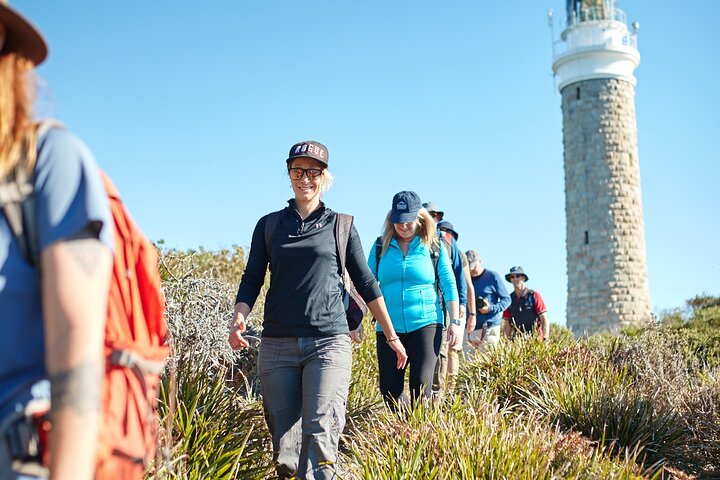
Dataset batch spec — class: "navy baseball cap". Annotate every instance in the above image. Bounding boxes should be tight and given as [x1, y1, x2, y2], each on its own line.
[390, 191, 422, 224]
[286, 140, 329, 167]
[437, 220, 458, 240]
[505, 266, 529, 282]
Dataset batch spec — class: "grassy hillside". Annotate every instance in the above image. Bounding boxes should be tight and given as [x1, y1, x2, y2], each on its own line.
[147, 247, 719, 479]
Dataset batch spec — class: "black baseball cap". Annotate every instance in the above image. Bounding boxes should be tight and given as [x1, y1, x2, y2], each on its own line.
[286, 140, 329, 167]
[390, 191, 422, 224]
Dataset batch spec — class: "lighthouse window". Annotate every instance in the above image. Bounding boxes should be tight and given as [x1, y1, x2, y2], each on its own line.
[584, 231, 589, 245]
[576, 87, 581, 100]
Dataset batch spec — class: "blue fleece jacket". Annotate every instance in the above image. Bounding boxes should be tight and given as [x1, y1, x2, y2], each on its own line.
[369, 236, 458, 334]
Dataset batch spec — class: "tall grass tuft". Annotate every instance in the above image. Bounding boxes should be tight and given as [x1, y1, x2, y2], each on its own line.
[342, 394, 649, 479]
[151, 365, 272, 479]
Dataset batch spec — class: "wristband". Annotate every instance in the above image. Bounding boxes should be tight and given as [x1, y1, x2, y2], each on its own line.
[450, 319, 462, 326]
[468, 313, 476, 317]
[386, 336, 400, 344]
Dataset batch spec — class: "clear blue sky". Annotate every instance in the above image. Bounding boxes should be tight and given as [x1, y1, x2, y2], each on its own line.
[16, 1, 719, 325]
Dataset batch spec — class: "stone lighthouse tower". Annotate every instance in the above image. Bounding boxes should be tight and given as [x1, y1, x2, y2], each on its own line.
[552, 0, 651, 334]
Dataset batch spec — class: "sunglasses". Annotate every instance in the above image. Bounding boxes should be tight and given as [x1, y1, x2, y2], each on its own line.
[508, 274, 523, 279]
[288, 167, 323, 180]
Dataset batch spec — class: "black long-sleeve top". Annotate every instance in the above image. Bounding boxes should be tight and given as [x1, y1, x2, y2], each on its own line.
[235, 200, 382, 337]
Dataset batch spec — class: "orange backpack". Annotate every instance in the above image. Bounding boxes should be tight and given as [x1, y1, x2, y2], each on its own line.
[95, 173, 169, 478]
[0, 124, 169, 479]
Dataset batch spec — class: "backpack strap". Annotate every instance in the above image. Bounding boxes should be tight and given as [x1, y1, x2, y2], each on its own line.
[0, 168, 34, 264]
[0, 120, 64, 267]
[335, 213, 368, 317]
[374, 236, 382, 275]
[431, 235, 447, 325]
[526, 289, 536, 309]
[334, 213, 353, 276]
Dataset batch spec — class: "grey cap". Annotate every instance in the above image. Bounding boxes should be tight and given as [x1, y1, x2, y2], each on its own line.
[422, 201, 444, 219]
[505, 266, 529, 282]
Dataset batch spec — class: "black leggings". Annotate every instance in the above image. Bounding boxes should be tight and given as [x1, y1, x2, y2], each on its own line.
[376, 324, 443, 407]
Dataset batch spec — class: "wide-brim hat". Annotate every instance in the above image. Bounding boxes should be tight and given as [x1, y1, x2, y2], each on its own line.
[437, 220, 458, 240]
[505, 266, 528, 282]
[0, 1, 48, 65]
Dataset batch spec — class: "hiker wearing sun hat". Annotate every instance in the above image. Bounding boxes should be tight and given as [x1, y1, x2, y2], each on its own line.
[502, 266, 550, 341]
[0, 3, 115, 480]
[0, 0, 48, 65]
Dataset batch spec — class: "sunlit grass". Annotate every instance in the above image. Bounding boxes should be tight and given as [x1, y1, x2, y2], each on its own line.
[148, 248, 720, 479]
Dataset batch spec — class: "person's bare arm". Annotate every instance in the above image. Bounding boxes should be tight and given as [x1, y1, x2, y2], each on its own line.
[41, 235, 112, 480]
[503, 318, 513, 339]
[229, 302, 252, 349]
[464, 265, 476, 332]
[367, 297, 408, 369]
[539, 312, 550, 341]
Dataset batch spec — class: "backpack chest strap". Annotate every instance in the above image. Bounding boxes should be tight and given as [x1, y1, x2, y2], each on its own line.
[109, 349, 166, 375]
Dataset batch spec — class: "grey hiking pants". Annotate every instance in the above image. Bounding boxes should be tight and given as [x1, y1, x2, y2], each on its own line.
[258, 335, 352, 480]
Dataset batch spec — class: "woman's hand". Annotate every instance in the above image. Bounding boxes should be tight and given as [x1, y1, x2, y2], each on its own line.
[349, 322, 363, 344]
[467, 314, 477, 333]
[387, 338, 408, 369]
[228, 313, 249, 350]
[448, 323, 462, 348]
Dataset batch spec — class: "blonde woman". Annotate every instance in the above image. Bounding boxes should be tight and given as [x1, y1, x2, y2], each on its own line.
[0, 4, 113, 479]
[368, 191, 461, 408]
[229, 141, 407, 480]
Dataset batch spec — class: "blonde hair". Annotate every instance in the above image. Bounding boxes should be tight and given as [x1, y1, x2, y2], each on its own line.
[0, 53, 38, 179]
[319, 169, 333, 195]
[379, 208, 438, 258]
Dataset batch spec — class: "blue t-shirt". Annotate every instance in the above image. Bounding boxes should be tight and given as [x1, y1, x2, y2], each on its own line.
[471, 269, 511, 328]
[0, 127, 113, 418]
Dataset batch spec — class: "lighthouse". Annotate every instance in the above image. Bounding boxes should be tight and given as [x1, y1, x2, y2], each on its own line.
[552, 0, 652, 335]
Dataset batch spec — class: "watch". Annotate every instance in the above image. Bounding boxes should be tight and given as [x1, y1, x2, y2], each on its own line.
[450, 319, 462, 326]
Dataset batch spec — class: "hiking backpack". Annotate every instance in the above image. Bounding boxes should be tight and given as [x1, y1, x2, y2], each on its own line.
[263, 210, 368, 330]
[0, 122, 169, 478]
[508, 289, 543, 339]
